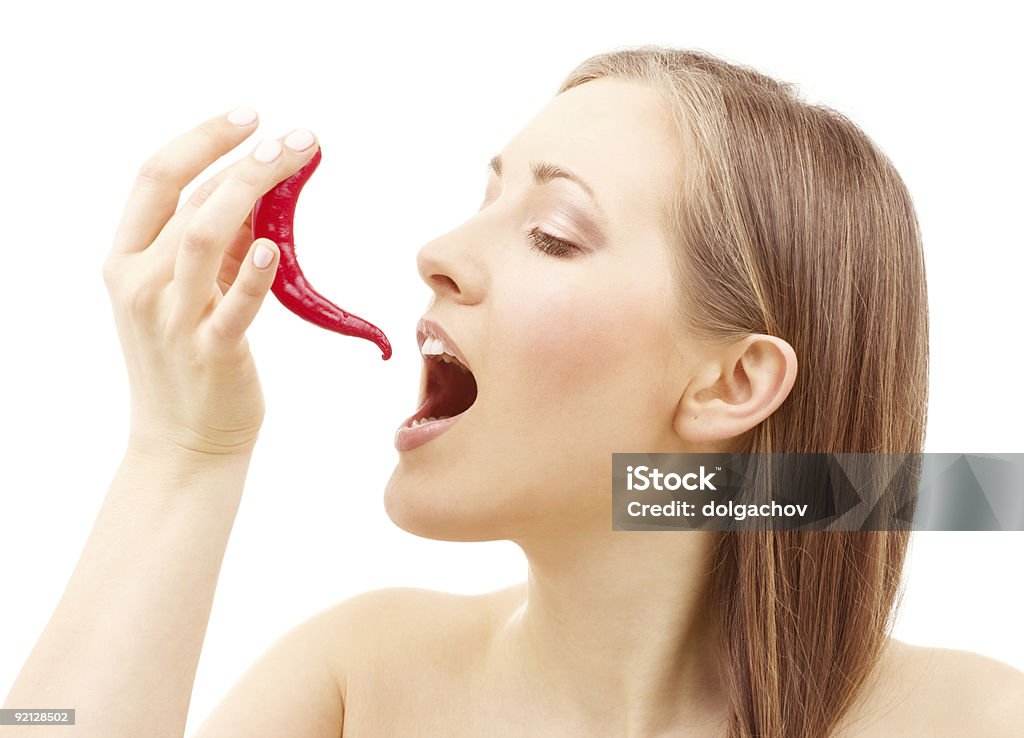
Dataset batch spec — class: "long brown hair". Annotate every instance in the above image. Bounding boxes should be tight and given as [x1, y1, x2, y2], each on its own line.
[558, 47, 929, 737]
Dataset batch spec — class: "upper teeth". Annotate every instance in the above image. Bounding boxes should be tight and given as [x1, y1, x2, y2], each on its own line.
[420, 336, 469, 371]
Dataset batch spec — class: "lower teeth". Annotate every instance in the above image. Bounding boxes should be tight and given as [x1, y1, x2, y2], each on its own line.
[409, 415, 451, 428]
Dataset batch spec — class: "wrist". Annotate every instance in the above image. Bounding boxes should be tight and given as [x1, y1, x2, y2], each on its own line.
[126, 424, 259, 462]
[113, 438, 253, 511]
[124, 433, 255, 473]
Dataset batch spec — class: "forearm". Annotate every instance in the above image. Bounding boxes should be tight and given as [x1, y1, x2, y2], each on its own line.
[2, 443, 252, 738]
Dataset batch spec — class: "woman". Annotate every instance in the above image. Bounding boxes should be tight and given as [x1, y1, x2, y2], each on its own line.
[4, 46, 1022, 737]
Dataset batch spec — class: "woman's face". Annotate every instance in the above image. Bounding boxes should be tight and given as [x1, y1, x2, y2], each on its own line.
[385, 78, 696, 542]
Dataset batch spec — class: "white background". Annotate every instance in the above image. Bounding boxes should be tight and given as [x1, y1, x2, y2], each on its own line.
[1, 0, 1021, 733]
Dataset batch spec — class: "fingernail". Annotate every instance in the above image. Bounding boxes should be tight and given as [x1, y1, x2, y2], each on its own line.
[284, 128, 315, 152]
[227, 106, 258, 126]
[253, 139, 282, 163]
[253, 242, 274, 269]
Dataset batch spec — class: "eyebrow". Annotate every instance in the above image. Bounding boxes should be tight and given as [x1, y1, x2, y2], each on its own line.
[488, 154, 604, 216]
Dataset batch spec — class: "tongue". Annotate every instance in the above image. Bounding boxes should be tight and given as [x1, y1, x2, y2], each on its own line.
[425, 359, 478, 418]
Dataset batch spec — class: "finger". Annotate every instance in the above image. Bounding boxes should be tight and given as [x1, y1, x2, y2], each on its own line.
[150, 163, 248, 267]
[125, 168, 250, 293]
[215, 217, 256, 294]
[206, 238, 280, 344]
[110, 106, 259, 255]
[170, 130, 318, 328]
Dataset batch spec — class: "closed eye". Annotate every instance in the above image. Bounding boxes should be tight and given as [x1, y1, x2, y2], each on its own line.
[526, 228, 578, 258]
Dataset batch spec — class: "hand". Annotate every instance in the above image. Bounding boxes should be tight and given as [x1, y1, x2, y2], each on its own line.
[102, 108, 319, 457]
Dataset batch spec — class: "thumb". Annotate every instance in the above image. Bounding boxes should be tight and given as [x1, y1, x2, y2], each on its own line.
[206, 238, 279, 344]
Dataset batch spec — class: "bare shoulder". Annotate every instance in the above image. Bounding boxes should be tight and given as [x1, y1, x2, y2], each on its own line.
[319, 582, 526, 683]
[899, 640, 1024, 735]
[322, 582, 525, 636]
[837, 638, 1024, 737]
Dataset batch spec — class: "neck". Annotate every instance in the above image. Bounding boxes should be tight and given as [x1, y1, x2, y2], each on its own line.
[489, 526, 728, 737]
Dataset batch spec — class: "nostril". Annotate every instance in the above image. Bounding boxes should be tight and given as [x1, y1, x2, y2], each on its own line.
[430, 274, 459, 294]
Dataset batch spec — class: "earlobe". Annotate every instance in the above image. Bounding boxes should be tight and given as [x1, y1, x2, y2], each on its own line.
[672, 334, 798, 445]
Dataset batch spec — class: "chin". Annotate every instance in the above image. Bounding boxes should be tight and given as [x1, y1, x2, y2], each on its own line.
[382, 464, 510, 543]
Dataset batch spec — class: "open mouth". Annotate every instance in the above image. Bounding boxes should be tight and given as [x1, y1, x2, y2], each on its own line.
[404, 352, 478, 428]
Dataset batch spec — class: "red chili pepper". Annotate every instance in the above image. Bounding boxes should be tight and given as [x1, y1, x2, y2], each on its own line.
[251, 145, 392, 360]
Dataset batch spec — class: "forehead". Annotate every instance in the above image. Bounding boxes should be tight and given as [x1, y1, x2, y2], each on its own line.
[500, 77, 682, 230]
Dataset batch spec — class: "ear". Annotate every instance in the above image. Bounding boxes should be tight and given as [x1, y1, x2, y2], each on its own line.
[672, 334, 798, 443]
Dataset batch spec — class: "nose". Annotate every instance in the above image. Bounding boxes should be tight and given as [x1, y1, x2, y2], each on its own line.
[415, 223, 487, 305]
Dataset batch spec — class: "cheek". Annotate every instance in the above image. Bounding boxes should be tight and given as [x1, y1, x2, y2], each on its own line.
[508, 277, 604, 379]
[499, 267, 664, 421]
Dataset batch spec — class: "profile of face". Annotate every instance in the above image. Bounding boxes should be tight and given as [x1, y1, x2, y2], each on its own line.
[384, 78, 787, 544]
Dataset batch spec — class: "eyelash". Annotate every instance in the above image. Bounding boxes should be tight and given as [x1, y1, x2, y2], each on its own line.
[525, 227, 579, 258]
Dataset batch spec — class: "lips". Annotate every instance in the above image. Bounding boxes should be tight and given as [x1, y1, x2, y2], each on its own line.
[394, 317, 479, 451]
[416, 318, 472, 371]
